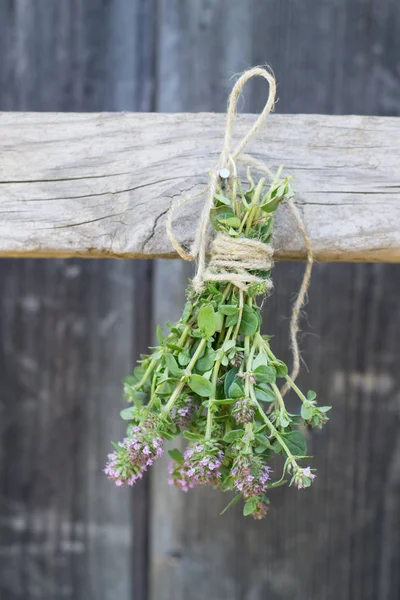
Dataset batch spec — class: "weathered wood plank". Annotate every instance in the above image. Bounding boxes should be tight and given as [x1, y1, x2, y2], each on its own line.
[0, 2, 156, 600]
[1, 111, 400, 262]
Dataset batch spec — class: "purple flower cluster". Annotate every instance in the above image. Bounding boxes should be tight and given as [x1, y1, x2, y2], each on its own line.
[171, 397, 195, 428]
[104, 422, 163, 487]
[231, 456, 271, 498]
[232, 398, 255, 424]
[168, 443, 224, 492]
[293, 466, 316, 489]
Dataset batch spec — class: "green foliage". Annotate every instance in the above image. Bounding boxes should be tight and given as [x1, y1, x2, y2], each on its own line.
[106, 169, 329, 522]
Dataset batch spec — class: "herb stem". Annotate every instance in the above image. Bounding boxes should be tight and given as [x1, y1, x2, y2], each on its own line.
[263, 341, 309, 404]
[271, 382, 286, 413]
[163, 338, 207, 414]
[250, 386, 296, 467]
[135, 358, 157, 390]
[233, 289, 244, 340]
[206, 359, 221, 439]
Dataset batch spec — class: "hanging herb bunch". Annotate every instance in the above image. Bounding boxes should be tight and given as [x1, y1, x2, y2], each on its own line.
[104, 67, 331, 519]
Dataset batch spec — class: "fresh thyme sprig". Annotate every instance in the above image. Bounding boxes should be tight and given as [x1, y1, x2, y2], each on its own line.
[104, 170, 331, 519]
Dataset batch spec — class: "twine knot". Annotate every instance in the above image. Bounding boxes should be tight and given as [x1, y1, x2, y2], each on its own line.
[202, 232, 274, 292]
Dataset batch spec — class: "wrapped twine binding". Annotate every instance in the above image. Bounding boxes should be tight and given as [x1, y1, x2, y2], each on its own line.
[166, 66, 313, 395]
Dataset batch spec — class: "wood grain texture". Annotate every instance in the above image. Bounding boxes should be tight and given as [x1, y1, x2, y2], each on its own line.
[0, 2, 156, 599]
[1, 111, 400, 262]
[149, 1, 400, 600]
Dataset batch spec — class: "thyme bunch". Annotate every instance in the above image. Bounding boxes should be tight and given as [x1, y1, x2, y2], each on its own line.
[105, 170, 330, 519]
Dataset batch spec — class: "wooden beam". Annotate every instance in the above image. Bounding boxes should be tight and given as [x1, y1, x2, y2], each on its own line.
[1, 112, 399, 261]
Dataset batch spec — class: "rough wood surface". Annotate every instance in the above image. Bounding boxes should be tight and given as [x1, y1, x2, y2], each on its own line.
[0, 2, 156, 600]
[1, 111, 400, 262]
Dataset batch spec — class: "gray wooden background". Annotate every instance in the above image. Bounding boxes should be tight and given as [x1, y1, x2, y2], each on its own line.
[0, 1, 399, 599]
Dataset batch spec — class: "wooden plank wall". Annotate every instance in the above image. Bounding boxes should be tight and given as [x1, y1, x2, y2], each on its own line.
[0, 2, 400, 600]
[0, 2, 155, 599]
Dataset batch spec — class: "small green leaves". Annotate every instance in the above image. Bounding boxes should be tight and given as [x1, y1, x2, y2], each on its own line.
[239, 305, 259, 335]
[214, 193, 231, 206]
[168, 448, 185, 462]
[282, 430, 307, 456]
[164, 354, 183, 377]
[228, 379, 244, 399]
[254, 365, 276, 384]
[254, 383, 275, 402]
[271, 359, 288, 378]
[120, 407, 138, 421]
[219, 305, 239, 316]
[197, 304, 217, 337]
[183, 431, 204, 441]
[196, 347, 217, 372]
[220, 493, 241, 515]
[224, 430, 243, 443]
[108, 171, 326, 521]
[243, 497, 258, 516]
[210, 206, 241, 232]
[301, 402, 314, 421]
[224, 367, 238, 397]
[187, 374, 213, 397]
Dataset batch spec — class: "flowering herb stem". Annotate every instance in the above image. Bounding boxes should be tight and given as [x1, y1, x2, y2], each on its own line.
[105, 168, 330, 518]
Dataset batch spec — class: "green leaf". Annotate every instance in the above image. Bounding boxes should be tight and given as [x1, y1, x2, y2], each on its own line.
[181, 301, 192, 321]
[228, 379, 244, 399]
[318, 406, 332, 413]
[220, 493, 241, 515]
[254, 365, 276, 384]
[209, 206, 238, 231]
[301, 403, 314, 420]
[156, 324, 163, 344]
[260, 196, 282, 213]
[243, 498, 258, 516]
[156, 379, 179, 395]
[271, 359, 288, 378]
[197, 304, 217, 337]
[187, 374, 213, 397]
[120, 407, 137, 421]
[168, 448, 184, 463]
[252, 352, 268, 369]
[223, 429, 244, 443]
[219, 305, 239, 316]
[307, 390, 317, 401]
[225, 312, 239, 327]
[111, 441, 124, 454]
[214, 312, 224, 332]
[183, 431, 204, 441]
[212, 398, 238, 405]
[224, 368, 238, 397]
[178, 351, 191, 366]
[196, 348, 217, 372]
[214, 193, 231, 206]
[164, 354, 183, 377]
[159, 430, 175, 441]
[254, 383, 276, 402]
[225, 215, 241, 228]
[239, 305, 259, 335]
[255, 433, 271, 447]
[282, 430, 307, 456]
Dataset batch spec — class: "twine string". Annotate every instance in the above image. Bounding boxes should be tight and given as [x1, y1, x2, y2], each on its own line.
[165, 66, 313, 389]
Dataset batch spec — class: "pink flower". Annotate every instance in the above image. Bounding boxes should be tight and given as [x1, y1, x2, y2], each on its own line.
[293, 466, 316, 489]
[232, 399, 255, 425]
[104, 420, 164, 487]
[231, 456, 271, 498]
[168, 444, 224, 492]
